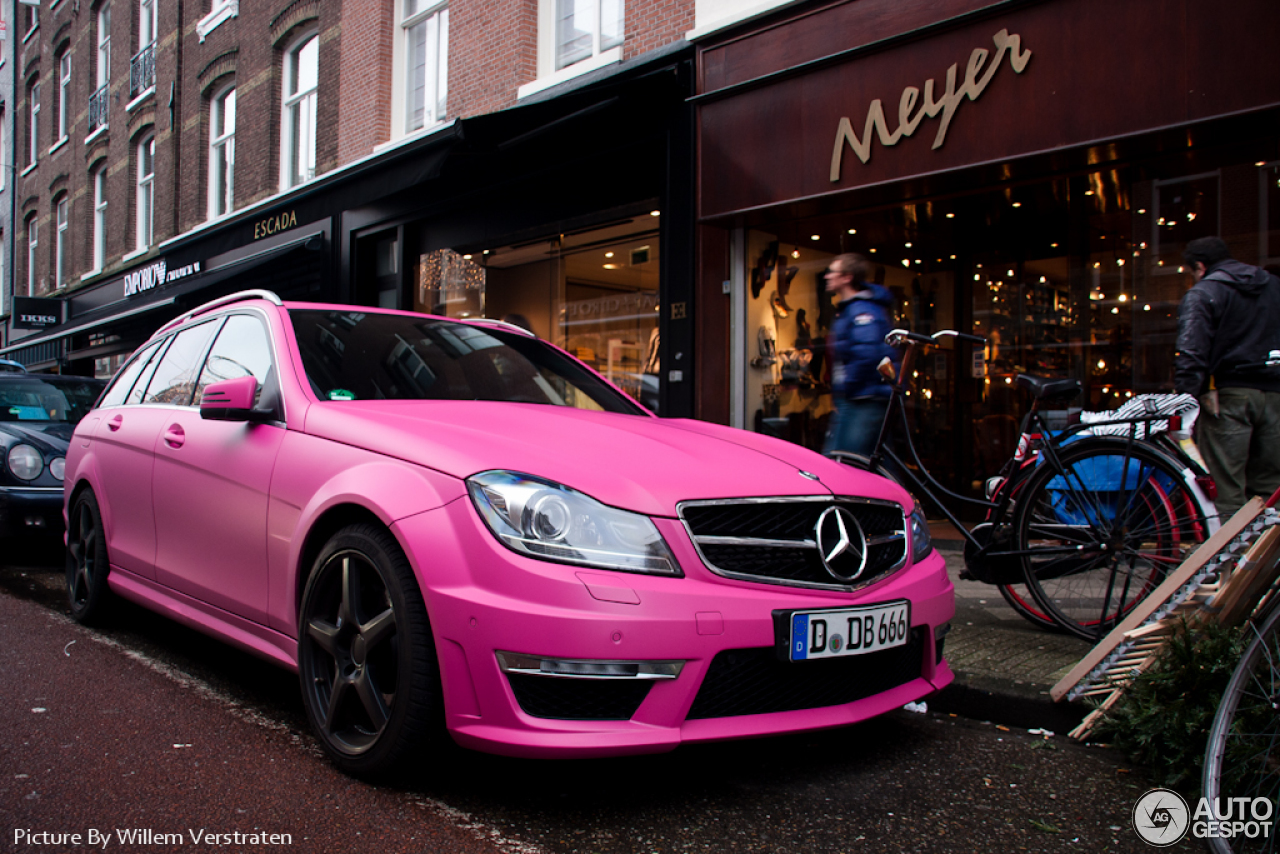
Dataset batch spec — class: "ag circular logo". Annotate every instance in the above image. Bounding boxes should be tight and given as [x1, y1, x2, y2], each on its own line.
[1133, 788, 1190, 846]
[814, 506, 868, 583]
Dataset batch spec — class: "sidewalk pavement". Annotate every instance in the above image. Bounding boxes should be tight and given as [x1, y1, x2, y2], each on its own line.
[926, 519, 1096, 734]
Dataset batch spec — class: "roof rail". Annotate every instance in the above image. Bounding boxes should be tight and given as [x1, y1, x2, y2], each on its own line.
[155, 290, 284, 336]
[466, 317, 537, 337]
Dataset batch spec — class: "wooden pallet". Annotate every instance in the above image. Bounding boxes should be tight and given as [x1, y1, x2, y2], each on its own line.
[1048, 497, 1280, 739]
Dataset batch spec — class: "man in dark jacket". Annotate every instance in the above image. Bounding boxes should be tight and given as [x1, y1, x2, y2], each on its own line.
[1174, 236, 1280, 518]
[823, 253, 896, 456]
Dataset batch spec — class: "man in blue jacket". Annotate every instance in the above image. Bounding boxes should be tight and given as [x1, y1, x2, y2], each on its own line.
[823, 253, 896, 456]
[1174, 236, 1280, 518]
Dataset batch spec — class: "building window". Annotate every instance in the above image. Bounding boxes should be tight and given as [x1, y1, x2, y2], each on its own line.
[136, 135, 155, 250]
[92, 167, 108, 272]
[0, 109, 6, 191]
[55, 197, 69, 288]
[57, 51, 72, 142]
[209, 86, 235, 218]
[281, 33, 318, 190]
[27, 217, 39, 296]
[555, 0, 623, 71]
[131, 0, 157, 98]
[90, 4, 112, 134]
[402, 1, 448, 133]
[27, 78, 39, 167]
[23, 3, 37, 38]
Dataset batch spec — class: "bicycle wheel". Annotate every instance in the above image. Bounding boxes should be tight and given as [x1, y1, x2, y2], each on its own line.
[1014, 437, 1210, 641]
[1202, 605, 1280, 854]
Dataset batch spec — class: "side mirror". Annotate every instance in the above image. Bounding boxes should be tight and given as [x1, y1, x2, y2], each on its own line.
[200, 376, 264, 422]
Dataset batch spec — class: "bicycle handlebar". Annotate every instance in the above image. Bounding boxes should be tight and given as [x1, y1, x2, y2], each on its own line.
[885, 328, 987, 347]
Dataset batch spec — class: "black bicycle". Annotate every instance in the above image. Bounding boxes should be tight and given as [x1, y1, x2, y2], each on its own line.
[829, 329, 1218, 641]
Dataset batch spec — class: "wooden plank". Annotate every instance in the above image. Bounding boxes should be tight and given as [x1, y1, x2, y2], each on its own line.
[1051, 497, 1265, 702]
[1209, 527, 1280, 627]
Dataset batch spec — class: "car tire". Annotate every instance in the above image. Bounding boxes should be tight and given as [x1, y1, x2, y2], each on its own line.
[66, 490, 112, 624]
[297, 523, 443, 780]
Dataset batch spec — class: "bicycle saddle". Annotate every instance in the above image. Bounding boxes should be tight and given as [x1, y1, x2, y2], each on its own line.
[1016, 374, 1082, 401]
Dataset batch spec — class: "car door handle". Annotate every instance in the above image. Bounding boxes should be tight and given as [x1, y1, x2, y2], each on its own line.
[107, 414, 123, 431]
[163, 424, 186, 448]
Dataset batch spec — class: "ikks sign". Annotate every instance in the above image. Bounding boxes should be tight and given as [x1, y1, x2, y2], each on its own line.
[830, 29, 1032, 181]
[123, 258, 203, 298]
[13, 297, 62, 330]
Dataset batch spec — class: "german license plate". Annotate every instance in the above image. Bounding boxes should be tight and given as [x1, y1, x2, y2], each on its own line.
[787, 601, 911, 661]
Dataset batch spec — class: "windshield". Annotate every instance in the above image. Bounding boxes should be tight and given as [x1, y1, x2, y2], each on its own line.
[0, 377, 105, 424]
[289, 309, 648, 415]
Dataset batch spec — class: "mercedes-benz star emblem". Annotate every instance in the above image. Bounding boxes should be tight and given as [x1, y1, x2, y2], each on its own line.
[815, 506, 868, 582]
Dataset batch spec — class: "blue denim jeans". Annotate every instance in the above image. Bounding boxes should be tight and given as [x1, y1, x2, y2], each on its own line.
[824, 397, 889, 457]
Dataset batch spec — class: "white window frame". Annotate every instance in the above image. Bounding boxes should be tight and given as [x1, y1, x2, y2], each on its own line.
[0, 110, 6, 191]
[280, 32, 319, 191]
[208, 86, 236, 219]
[139, 0, 157, 48]
[27, 218, 39, 297]
[28, 79, 40, 167]
[98, 5, 112, 88]
[393, 1, 448, 138]
[521, 0, 623, 99]
[553, 0, 623, 71]
[55, 197, 69, 289]
[136, 135, 155, 251]
[58, 51, 72, 142]
[198, 0, 239, 42]
[92, 167, 108, 273]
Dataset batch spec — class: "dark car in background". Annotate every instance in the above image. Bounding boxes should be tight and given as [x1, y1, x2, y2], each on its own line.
[0, 373, 107, 541]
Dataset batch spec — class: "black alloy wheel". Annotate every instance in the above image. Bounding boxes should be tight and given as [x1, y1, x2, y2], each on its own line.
[298, 523, 441, 779]
[66, 490, 111, 624]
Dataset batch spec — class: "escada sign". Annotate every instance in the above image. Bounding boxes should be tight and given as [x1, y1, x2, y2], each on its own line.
[254, 209, 297, 240]
[830, 28, 1032, 181]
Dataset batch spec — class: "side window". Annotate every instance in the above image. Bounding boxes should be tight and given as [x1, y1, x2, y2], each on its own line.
[97, 340, 162, 408]
[141, 321, 222, 405]
[196, 314, 275, 407]
[126, 337, 172, 405]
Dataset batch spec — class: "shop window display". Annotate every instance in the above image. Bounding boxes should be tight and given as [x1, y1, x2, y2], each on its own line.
[745, 156, 1271, 498]
[423, 216, 661, 412]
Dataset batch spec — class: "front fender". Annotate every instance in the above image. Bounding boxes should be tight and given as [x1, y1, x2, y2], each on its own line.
[265, 432, 467, 636]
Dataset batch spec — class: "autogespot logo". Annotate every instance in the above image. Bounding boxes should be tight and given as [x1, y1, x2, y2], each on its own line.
[1132, 788, 1190, 846]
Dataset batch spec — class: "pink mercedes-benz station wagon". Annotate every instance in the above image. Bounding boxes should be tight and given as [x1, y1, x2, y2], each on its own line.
[64, 290, 953, 778]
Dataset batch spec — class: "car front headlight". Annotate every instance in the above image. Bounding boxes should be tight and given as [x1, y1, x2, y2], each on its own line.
[467, 470, 680, 575]
[910, 502, 933, 561]
[7, 444, 43, 481]
[49, 457, 66, 482]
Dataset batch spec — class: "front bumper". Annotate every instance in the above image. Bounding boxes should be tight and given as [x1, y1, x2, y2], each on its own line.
[0, 486, 64, 539]
[394, 500, 955, 759]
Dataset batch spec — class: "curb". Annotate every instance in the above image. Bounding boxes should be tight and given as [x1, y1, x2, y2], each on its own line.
[928, 680, 1090, 734]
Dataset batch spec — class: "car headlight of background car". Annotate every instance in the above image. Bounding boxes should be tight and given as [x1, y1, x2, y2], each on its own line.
[910, 502, 933, 561]
[6, 444, 46, 481]
[467, 471, 680, 575]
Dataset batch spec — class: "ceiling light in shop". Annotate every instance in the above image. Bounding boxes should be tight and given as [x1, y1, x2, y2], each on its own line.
[1111, 307, 1119, 314]
[1117, 259, 1125, 266]
[1144, 304, 1152, 311]
[650, 210, 661, 217]
[1187, 213, 1197, 222]
[905, 242, 913, 248]
[1138, 209, 1147, 214]
[1012, 202, 1022, 208]
[1178, 266, 1185, 273]
[1039, 276, 1047, 283]
[602, 263, 620, 270]
[974, 274, 981, 281]
[1050, 243, 1058, 248]
[870, 248, 876, 253]
[791, 250, 801, 258]
[1118, 293, 1128, 302]
[946, 213, 955, 219]
[847, 228, 857, 235]
[950, 255, 956, 260]
[605, 251, 614, 258]
[1257, 161, 1267, 167]
[1097, 360, 1106, 370]
[463, 254, 473, 260]
[811, 235, 821, 241]
[901, 259, 910, 267]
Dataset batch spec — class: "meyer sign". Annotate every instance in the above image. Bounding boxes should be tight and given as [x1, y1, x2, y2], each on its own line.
[830, 28, 1032, 181]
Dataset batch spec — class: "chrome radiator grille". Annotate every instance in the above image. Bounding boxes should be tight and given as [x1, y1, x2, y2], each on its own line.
[678, 497, 909, 591]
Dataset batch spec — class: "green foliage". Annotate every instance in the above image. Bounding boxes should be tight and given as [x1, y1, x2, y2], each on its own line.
[1093, 616, 1244, 796]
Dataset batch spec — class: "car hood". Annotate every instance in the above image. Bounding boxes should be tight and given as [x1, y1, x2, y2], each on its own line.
[301, 401, 908, 517]
[0, 421, 74, 453]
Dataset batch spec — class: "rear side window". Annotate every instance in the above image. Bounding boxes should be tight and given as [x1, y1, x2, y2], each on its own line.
[97, 340, 164, 408]
[140, 320, 222, 406]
